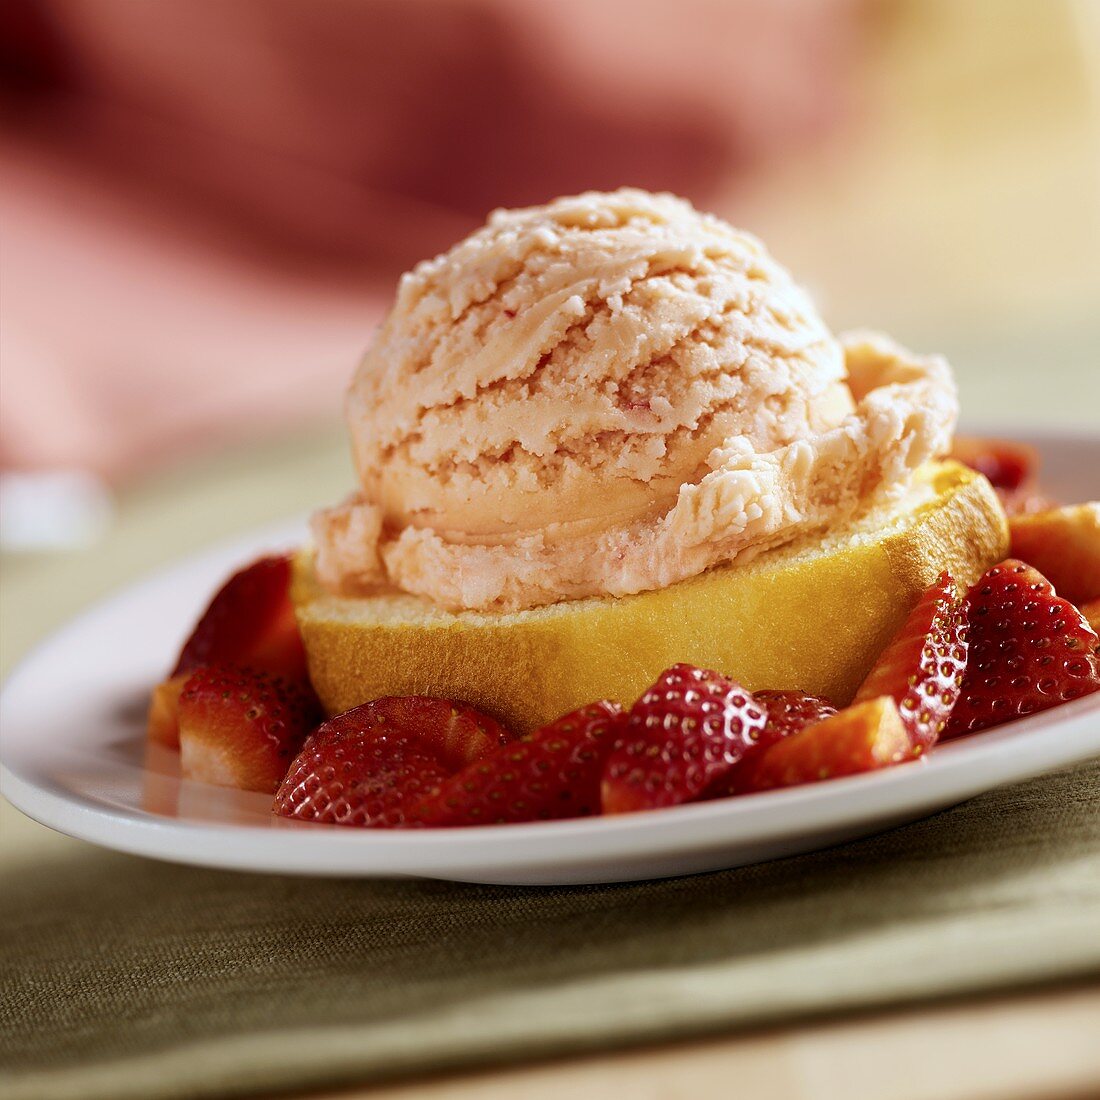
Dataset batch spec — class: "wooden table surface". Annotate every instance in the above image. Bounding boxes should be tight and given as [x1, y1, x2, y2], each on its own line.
[315, 986, 1100, 1100]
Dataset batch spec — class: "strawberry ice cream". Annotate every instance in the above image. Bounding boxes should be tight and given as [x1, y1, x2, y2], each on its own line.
[313, 189, 957, 611]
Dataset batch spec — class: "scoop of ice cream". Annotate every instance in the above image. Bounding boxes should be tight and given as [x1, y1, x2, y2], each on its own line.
[314, 189, 957, 611]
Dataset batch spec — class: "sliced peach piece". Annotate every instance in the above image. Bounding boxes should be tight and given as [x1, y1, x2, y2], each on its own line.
[146, 674, 189, 748]
[743, 696, 911, 792]
[1009, 503, 1100, 604]
[1078, 597, 1100, 635]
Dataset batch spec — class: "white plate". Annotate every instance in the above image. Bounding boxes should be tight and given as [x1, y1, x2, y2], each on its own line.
[3, 433, 1099, 886]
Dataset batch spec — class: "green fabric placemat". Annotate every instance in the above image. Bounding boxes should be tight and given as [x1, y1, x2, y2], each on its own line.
[2, 426, 1099, 1100]
[1, 761, 1098, 1100]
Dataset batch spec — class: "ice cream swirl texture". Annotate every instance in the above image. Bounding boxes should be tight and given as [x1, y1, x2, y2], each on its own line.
[313, 189, 957, 611]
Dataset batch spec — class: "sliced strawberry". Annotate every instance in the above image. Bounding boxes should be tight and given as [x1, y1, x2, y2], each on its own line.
[743, 696, 912, 792]
[711, 690, 838, 796]
[274, 731, 450, 828]
[754, 690, 839, 738]
[173, 554, 307, 680]
[1009, 503, 1100, 605]
[412, 701, 624, 827]
[327, 696, 514, 769]
[146, 673, 189, 747]
[273, 696, 513, 827]
[854, 572, 968, 755]
[949, 436, 1052, 515]
[945, 560, 1100, 737]
[178, 665, 321, 793]
[950, 435, 1038, 493]
[601, 664, 767, 815]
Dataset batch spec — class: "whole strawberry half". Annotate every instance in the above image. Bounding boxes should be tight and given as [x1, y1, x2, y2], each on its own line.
[173, 554, 307, 681]
[945, 559, 1100, 737]
[273, 696, 513, 827]
[854, 572, 969, 755]
[412, 701, 624, 827]
[178, 665, 322, 793]
[601, 664, 767, 815]
[711, 690, 838, 797]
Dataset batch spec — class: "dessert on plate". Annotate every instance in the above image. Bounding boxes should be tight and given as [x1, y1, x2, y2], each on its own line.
[148, 189, 1100, 828]
[298, 189, 1003, 729]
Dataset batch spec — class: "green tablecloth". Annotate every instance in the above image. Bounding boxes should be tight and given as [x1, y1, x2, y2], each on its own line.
[2, 426, 1099, 1100]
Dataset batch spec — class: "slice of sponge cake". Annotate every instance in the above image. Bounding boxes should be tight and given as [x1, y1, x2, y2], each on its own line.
[294, 461, 1007, 734]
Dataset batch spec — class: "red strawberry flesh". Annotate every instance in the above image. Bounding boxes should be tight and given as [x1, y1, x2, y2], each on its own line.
[854, 572, 969, 755]
[178, 665, 321, 793]
[713, 690, 837, 797]
[413, 701, 624, 827]
[950, 436, 1037, 492]
[602, 664, 767, 814]
[949, 436, 1053, 516]
[273, 696, 513, 827]
[945, 559, 1100, 737]
[173, 554, 307, 680]
[314, 696, 513, 769]
[274, 728, 451, 827]
[754, 690, 839, 739]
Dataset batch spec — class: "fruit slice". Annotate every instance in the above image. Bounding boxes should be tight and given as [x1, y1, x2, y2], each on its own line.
[742, 696, 911, 792]
[275, 732, 449, 828]
[151, 555, 310, 749]
[949, 435, 1050, 515]
[146, 673, 189, 747]
[710, 690, 838, 797]
[173, 554, 307, 680]
[945, 560, 1100, 737]
[321, 696, 513, 770]
[413, 701, 624, 827]
[273, 697, 512, 827]
[1008, 503, 1100, 605]
[601, 664, 767, 815]
[853, 572, 968, 755]
[754, 690, 839, 738]
[950, 436, 1038, 494]
[178, 666, 321, 793]
[1080, 597, 1100, 634]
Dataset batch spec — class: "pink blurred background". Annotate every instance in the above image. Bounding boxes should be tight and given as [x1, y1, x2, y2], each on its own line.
[1, 0, 1097, 501]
